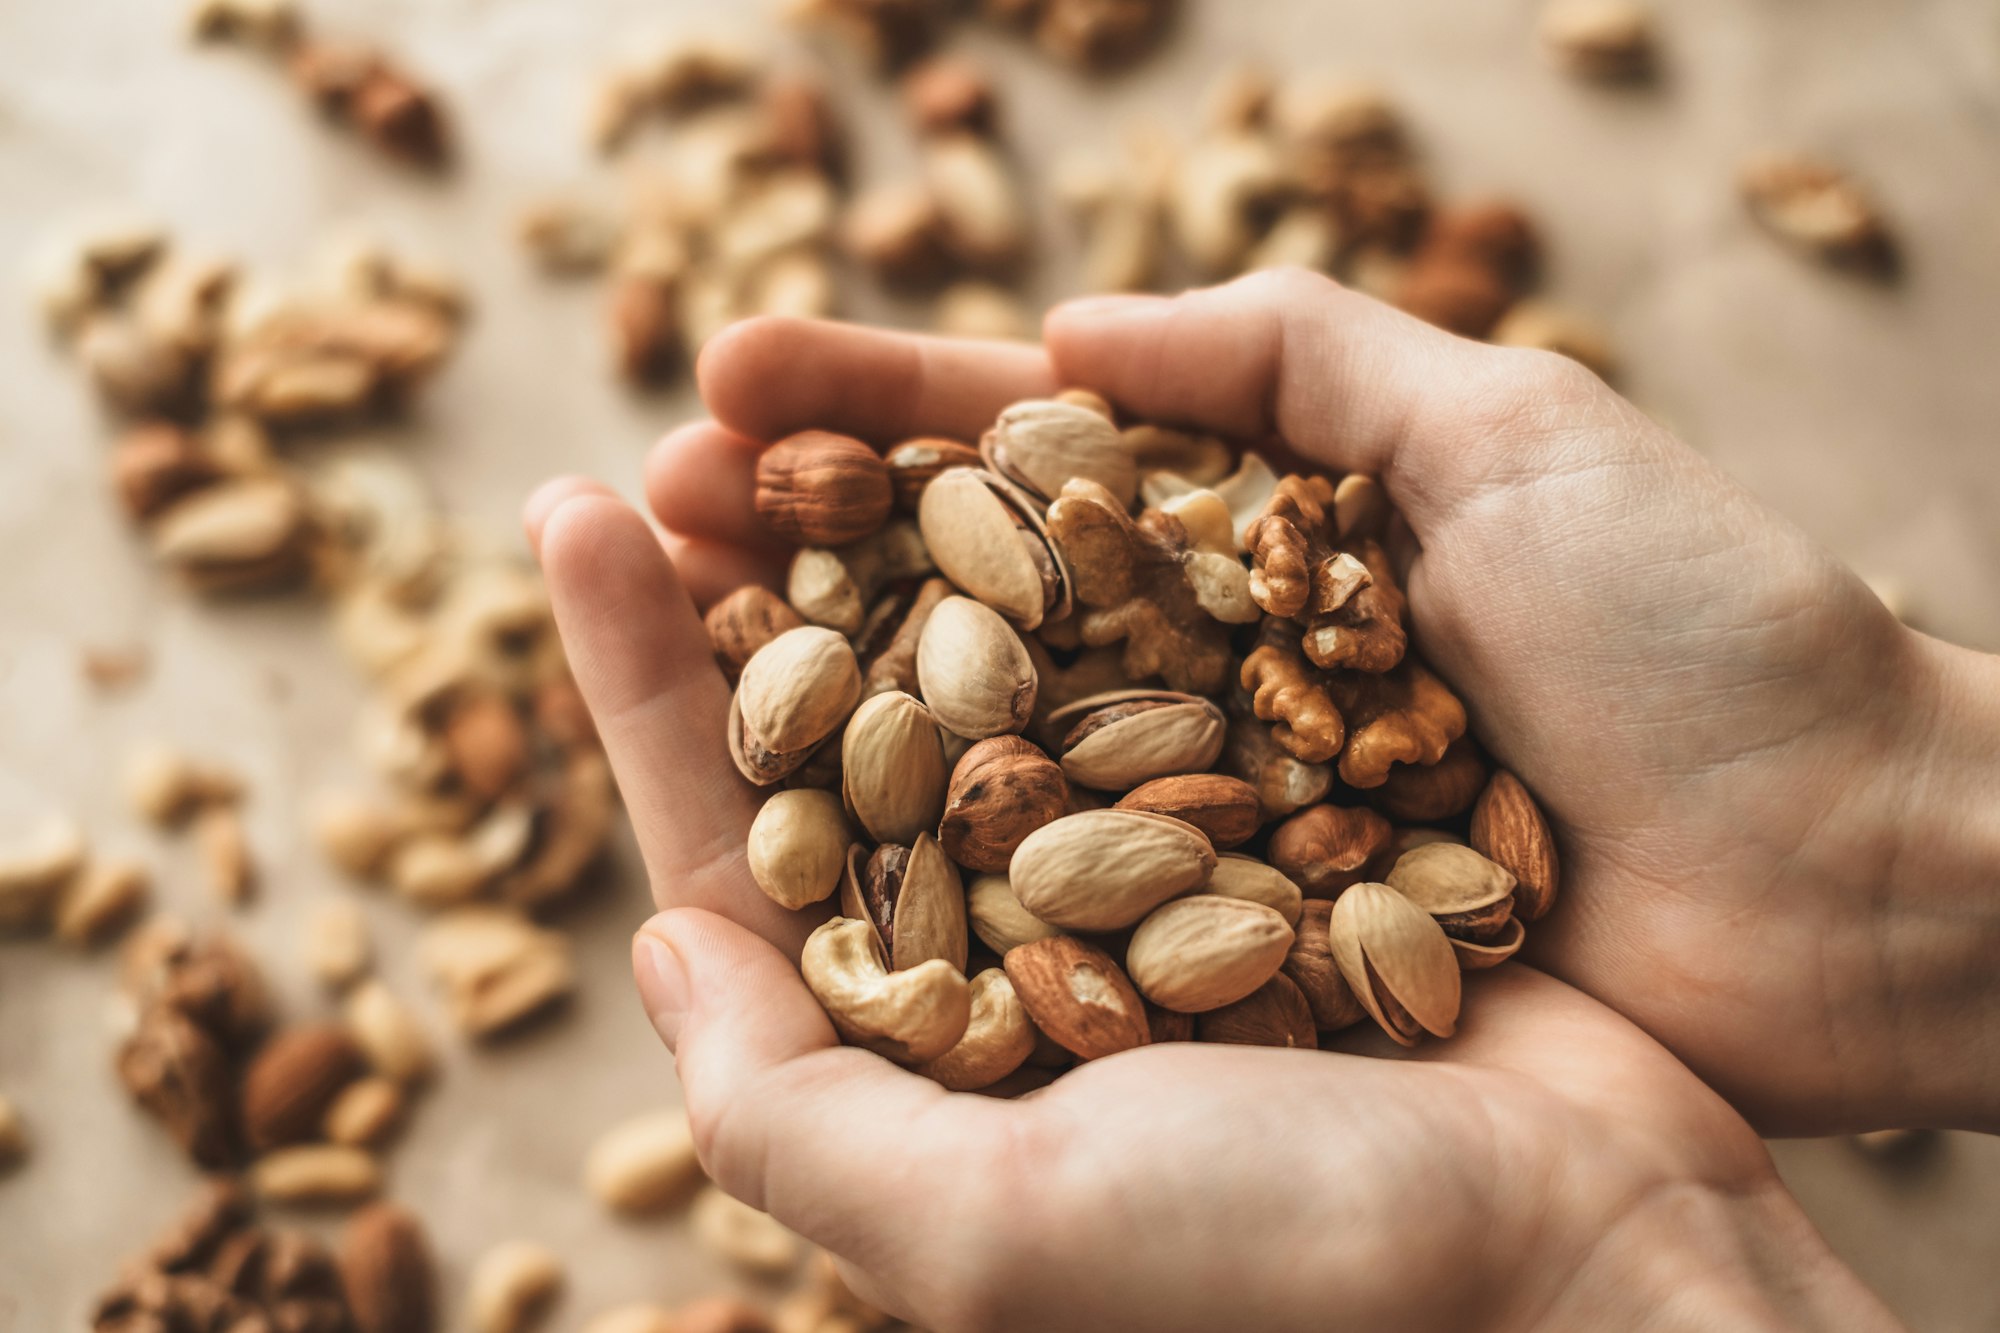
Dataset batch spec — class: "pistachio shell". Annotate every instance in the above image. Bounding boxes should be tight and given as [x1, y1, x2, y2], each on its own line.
[1327, 882, 1460, 1046]
[1384, 842, 1516, 915]
[1050, 691, 1226, 791]
[1206, 855, 1303, 926]
[915, 596, 1038, 739]
[981, 399, 1137, 508]
[746, 789, 850, 909]
[733, 627, 861, 784]
[1010, 809, 1217, 931]
[1449, 915, 1526, 971]
[1126, 896, 1293, 1013]
[917, 469, 1070, 628]
[840, 691, 948, 845]
[892, 835, 969, 972]
[966, 873, 1064, 955]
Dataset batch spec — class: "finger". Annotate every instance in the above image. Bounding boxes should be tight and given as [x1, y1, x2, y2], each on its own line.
[643, 421, 779, 552]
[636, 909, 1007, 1314]
[539, 495, 810, 953]
[698, 315, 1058, 446]
[660, 531, 788, 612]
[1043, 269, 1607, 532]
[522, 475, 617, 559]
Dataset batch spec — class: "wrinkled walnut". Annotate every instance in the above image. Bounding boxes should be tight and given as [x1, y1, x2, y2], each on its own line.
[1245, 474, 1406, 672]
[1239, 618, 1345, 763]
[1324, 657, 1467, 789]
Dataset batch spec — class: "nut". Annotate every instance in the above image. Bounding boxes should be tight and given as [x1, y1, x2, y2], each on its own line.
[914, 967, 1037, 1090]
[443, 691, 528, 801]
[344, 979, 436, 1083]
[502, 748, 616, 908]
[691, 1186, 801, 1276]
[1, 815, 87, 932]
[980, 398, 1136, 509]
[1115, 773, 1260, 848]
[915, 594, 1039, 738]
[1328, 882, 1461, 1046]
[469, 1240, 564, 1333]
[0, 1095, 24, 1171]
[252, 1143, 382, 1204]
[388, 802, 535, 906]
[323, 1075, 406, 1147]
[840, 691, 948, 844]
[902, 54, 997, 136]
[1324, 658, 1468, 789]
[800, 916, 971, 1064]
[918, 468, 1072, 630]
[1126, 896, 1294, 1013]
[1240, 619, 1346, 764]
[112, 422, 224, 519]
[706, 585, 806, 680]
[240, 1023, 365, 1150]
[151, 476, 310, 592]
[1048, 690, 1226, 791]
[584, 1109, 704, 1214]
[125, 745, 241, 826]
[1738, 152, 1893, 269]
[304, 897, 372, 988]
[582, 1306, 678, 1333]
[731, 626, 863, 784]
[1540, 0, 1656, 82]
[1268, 803, 1392, 898]
[885, 437, 984, 512]
[1003, 936, 1150, 1061]
[1206, 854, 1303, 926]
[754, 431, 894, 546]
[340, 1203, 434, 1333]
[1281, 899, 1367, 1030]
[1385, 842, 1517, 946]
[966, 873, 1063, 955]
[747, 788, 852, 909]
[925, 132, 1028, 270]
[839, 835, 968, 972]
[419, 907, 573, 1037]
[1470, 768, 1561, 921]
[53, 858, 151, 946]
[195, 804, 255, 906]
[1195, 973, 1317, 1048]
[1372, 735, 1486, 821]
[939, 736, 1068, 872]
[1169, 132, 1289, 276]
[1010, 808, 1216, 931]
[117, 1008, 237, 1167]
[1218, 707, 1331, 818]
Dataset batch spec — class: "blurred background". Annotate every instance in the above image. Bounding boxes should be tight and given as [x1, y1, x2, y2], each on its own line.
[3, 0, 1998, 1328]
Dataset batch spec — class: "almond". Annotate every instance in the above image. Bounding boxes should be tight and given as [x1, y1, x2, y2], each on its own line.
[1195, 973, 1317, 1048]
[1114, 773, 1261, 848]
[241, 1023, 364, 1151]
[340, 1202, 435, 1333]
[1125, 896, 1293, 1013]
[1003, 937, 1149, 1061]
[1469, 770, 1560, 921]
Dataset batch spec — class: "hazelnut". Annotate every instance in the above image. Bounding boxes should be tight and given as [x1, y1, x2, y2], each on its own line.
[753, 431, 894, 547]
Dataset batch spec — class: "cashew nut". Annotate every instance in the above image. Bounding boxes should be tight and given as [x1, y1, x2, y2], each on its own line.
[801, 917, 970, 1064]
[916, 969, 1037, 1092]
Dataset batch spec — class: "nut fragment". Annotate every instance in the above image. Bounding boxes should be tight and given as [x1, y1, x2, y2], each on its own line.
[1470, 769, 1561, 921]
[195, 805, 255, 905]
[584, 1109, 704, 1214]
[469, 1240, 565, 1333]
[1328, 882, 1461, 1046]
[747, 788, 852, 909]
[914, 968, 1037, 1090]
[53, 858, 151, 946]
[939, 736, 1068, 872]
[305, 897, 372, 987]
[754, 431, 894, 547]
[802, 916, 970, 1063]
[344, 979, 436, 1083]
[323, 1075, 406, 1148]
[1010, 809, 1216, 931]
[125, 746, 241, 826]
[692, 1186, 801, 1276]
[1, 815, 88, 932]
[1127, 896, 1294, 1013]
[1738, 152, 1894, 269]
[419, 907, 573, 1037]
[1540, 0, 1657, 82]
[1003, 936, 1149, 1061]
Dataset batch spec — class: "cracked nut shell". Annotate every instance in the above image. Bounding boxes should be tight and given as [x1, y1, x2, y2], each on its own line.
[1048, 690, 1226, 792]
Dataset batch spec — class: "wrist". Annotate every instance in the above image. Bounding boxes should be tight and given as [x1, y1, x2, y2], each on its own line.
[1522, 1178, 1902, 1333]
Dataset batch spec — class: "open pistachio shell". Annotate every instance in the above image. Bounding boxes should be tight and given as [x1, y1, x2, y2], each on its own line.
[1327, 881, 1461, 1046]
[1449, 915, 1526, 971]
[732, 626, 861, 785]
[1049, 690, 1227, 791]
[917, 468, 1072, 629]
[980, 399, 1137, 509]
[1385, 841, 1518, 943]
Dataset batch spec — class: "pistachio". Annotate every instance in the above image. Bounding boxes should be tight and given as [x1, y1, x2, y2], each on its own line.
[1449, 916, 1527, 970]
[840, 691, 948, 845]
[938, 736, 1068, 872]
[800, 916, 971, 1064]
[840, 835, 967, 972]
[1281, 899, 1368, 1030]
[1010, 808, 1216, 931]
[788, 519, 933, 635]
[1115, 773, 1260, 848]
[980, 399, 1137, 509]
[1126, 896, 1294, 1013]
[754, 431, 894, 547]
[1327, 882, 1461, 1046]
[746, 789, 851, 909]
[1207, 854, 1303, 926]
[915, 595, 1037, 739]
[917, 468, 1071, 629]
[730, 626, 862, 785]
[966, 873, 1063, 955]
[1048, 690, 1226, 791]
[1384, 841, 1517, 947]
[914, 968, 1037, 1091]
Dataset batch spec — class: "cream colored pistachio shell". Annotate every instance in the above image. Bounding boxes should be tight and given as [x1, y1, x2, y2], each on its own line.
[1206, 855, 1304, 926]
[1050, 691, 1227, 791]
[1385, 842, 1517, 915]
[1450, 916, 1526, 971]
[840, 692, 948, 845]
[801, 916, 971, 1064]
[981, 399, 1137, 508]
[1010, 809, 1217, 932]
[1328, 882, 1460, 1046]
[1127, 895, 1294, 1013]
[915, 596, 1038, 739]
[733, 626, 861, 784]
[746, 789, 851, 910]
[967, 873, 1064, 955]
[892, 834, 969, 972]
[918, 469, 1064, 628]
[787, 547, 863, 636]
[915, 968, 1037, 1091]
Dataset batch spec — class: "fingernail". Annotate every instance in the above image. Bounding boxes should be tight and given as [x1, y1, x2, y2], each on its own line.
[1056, 293, 1159, 320]
[634, 931, 690, 1053]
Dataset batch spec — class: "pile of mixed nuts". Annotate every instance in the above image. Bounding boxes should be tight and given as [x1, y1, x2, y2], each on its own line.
[715, 392, 1560, 1083]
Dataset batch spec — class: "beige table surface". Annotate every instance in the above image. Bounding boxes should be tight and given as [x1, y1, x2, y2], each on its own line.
[3, 1, 1999, 1329]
